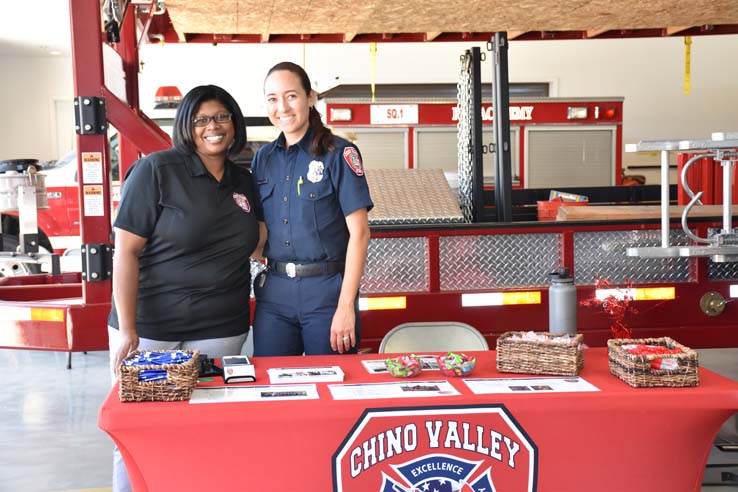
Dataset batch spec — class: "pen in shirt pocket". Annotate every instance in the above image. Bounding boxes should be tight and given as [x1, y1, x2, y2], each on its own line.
[297, 176, 303, 196]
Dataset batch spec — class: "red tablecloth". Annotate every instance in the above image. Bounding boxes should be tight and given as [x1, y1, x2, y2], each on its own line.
[99, 348, 738, 492]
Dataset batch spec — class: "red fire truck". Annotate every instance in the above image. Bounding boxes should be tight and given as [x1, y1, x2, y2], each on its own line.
[0, 0, 736, 373]
[321, 85, 623, 190]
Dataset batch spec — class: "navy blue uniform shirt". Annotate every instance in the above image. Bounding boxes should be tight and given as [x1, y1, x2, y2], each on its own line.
[252, 128, 373, 262]
[108, 148, 262, 341]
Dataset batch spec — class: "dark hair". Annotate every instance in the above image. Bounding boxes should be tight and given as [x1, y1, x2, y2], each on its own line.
[172, 85, 246, 157]
[265, 62, 335, 157]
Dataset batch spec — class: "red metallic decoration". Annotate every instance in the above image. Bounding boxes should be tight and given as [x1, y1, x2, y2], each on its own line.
[580, 276, 637, 339]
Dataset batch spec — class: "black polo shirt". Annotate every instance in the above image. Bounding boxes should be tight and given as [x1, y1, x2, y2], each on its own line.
[108, 148, 262, 341]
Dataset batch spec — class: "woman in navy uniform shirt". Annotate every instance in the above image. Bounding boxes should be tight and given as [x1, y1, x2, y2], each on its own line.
[252, 62, 373, 356]
[108, 85, 262, 492]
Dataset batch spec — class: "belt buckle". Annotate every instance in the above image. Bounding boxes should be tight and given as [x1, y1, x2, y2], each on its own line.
[285, 262, 297, 278]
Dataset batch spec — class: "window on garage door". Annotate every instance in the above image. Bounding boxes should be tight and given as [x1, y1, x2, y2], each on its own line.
[415, 127, 519, 185]
[338, 129, 407, 170]
[526, 127, 614, 188]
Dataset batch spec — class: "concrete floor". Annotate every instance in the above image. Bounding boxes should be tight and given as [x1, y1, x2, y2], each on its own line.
[0, 349, 111, 492]
[0, 347, 736, 492]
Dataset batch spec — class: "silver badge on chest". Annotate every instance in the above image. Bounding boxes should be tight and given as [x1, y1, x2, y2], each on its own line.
[307, 160, 325, 183]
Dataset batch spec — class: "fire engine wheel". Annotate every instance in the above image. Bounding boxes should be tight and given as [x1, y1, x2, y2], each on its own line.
[0, 235, 44, 276]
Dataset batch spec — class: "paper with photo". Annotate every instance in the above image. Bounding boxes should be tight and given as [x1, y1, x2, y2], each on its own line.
[190, 384, 319, 403]
[463, 376, 600, 395]
[329, 380, 459, 400]
[267, 366, 344, 384]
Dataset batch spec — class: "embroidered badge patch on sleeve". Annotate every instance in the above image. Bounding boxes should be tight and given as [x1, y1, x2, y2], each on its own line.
[232, 192, 251, 212]
[343, 147, 364, 176]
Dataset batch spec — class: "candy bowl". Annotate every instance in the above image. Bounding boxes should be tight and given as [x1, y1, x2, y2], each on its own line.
[385, 355, 423, 378]
[436, 352, 477, 377]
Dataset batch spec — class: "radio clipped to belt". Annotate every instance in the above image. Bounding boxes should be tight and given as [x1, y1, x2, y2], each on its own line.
[256, 270, 267, 288]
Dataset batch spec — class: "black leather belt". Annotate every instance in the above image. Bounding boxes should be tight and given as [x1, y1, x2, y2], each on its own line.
[268, 260, 344, 278]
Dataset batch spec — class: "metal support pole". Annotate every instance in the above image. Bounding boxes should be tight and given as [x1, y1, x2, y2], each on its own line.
[490, 32, 513, 222]
[470, 47, 484, 223]
[117, 4, 142, 177]
[660, 150, 670, 247]
[69, 0, 114, 304]
[722, 159, 734, 233]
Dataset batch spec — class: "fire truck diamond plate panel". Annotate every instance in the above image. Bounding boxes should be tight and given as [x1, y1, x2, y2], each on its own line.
[574, 230, 691, 285]
[362, 237, 429, 293]
[709, 261, 738, 280]
[439, 233, 562, 290]
[366, 169, 464, 226]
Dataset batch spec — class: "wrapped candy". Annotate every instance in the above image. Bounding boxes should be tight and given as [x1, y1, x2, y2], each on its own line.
[621, 344, 683, 356]
[385, 355, 423, 378]
[437, 352, 477, 377]
[621, 343, 683, 371]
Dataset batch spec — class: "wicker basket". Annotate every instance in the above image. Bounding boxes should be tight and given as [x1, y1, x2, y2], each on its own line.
[119, 349, 200, 402]
[607, 337, 699, 388]
[496, 331, 584, 376]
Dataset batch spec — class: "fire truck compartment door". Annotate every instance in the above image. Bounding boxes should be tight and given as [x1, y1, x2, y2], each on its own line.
[344, 129, 407, 170]
[415, 127, 520, 185]
[525, 127, 615, 188]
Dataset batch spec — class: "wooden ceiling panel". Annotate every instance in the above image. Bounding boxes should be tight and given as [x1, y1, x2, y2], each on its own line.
[161, 0, 738, 40]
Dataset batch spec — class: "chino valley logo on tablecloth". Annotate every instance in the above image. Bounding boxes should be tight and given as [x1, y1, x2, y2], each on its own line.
[333, 405, 537, 492]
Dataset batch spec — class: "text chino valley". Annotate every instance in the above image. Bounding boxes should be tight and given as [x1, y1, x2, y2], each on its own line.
[349, 419, 522, 478]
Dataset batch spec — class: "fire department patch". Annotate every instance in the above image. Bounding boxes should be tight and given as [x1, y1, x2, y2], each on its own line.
[343, 147, 364, 176]
[334, 405, 537, 492]
[232, 192, 251, 212]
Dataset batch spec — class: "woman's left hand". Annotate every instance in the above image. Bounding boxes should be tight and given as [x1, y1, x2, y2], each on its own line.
[330, 304, 356, 353]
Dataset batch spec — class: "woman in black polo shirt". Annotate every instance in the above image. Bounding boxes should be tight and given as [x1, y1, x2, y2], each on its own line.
[107, 85, 262, 492]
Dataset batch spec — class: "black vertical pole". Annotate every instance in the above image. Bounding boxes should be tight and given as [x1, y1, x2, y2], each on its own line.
[470, 47, 485, 223]
[491, 32, 513, 222]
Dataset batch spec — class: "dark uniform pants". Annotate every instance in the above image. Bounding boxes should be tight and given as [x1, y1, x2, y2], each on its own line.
[252, 271, 361, 356]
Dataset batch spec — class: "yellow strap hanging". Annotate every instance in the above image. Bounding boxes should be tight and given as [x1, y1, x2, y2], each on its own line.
[684, 36, 691, 95]
[370, 42, 377, 102]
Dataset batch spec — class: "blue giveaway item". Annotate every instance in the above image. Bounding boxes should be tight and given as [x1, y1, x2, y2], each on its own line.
[122, 350, 194, 382]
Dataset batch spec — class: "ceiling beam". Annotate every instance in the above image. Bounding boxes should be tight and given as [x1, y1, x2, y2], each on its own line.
[665, 26, 691, 35]
[586, 29, 609, 38]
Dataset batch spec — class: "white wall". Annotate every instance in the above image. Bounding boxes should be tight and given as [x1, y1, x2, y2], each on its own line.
[3, 34, 737, 175]
[0, 56, 73, 162]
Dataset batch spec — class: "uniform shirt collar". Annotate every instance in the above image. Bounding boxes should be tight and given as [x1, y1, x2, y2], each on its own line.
[274, 125, 314, 155]
[180, 149, 235, 186]
[181, 150, 208, 176]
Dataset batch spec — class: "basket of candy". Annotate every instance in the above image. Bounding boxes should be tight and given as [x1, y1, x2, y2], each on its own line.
[496, 331, 584, 376]
[607, 337, 699, 388]
[437, 352, 476, 377]
[385, 355, 423, 378]
[119, 349, 200, 402]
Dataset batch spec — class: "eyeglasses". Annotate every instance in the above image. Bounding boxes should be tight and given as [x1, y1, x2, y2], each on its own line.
[192, 112, 232, 127]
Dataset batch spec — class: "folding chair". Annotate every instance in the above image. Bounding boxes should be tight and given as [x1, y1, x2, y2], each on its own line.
[378, 321, 488, 353]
